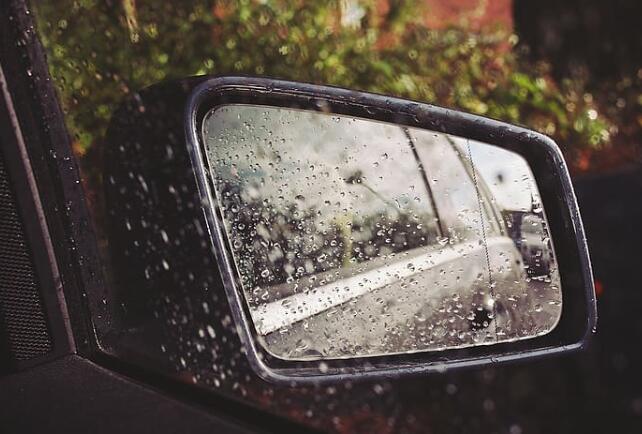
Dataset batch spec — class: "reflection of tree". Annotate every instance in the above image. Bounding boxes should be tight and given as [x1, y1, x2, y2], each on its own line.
[220, 181, 343, 293]
[350, 212, 438, 262]
[218, 181, 438, 294]
[346, 169, 398, 210]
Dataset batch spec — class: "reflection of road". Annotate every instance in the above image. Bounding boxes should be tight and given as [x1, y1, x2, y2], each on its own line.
[252, 235, 562, 361]
[251, 238, 509, 336]
[261, 275, 561, 361]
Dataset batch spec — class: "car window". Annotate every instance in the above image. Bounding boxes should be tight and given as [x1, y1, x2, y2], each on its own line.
[412, 132, 500, 241]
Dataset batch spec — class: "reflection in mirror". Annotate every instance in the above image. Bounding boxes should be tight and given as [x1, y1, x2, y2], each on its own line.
[202, 105, 562, 361]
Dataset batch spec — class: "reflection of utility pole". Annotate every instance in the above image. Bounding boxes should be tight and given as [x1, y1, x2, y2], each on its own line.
[402, 128, 446, 238]
[530, 191, 542, 215]
[345, 170, 398, 210]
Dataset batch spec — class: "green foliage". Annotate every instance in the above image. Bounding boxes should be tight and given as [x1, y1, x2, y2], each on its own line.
[33, 0, 611, 158]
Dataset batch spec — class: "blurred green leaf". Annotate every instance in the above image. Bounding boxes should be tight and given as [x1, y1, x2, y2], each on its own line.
[32, 0, 612, 159]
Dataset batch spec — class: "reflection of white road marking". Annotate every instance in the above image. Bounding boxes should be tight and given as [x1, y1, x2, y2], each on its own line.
[251, 237, 509, 335]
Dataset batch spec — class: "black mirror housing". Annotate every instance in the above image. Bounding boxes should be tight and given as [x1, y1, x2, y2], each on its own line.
[101, 76, 596, 384]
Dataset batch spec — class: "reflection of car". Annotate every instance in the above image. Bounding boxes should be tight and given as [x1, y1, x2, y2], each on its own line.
[520, 214, 553, 277]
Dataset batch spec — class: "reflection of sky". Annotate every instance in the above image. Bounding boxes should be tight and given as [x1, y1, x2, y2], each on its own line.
[202, 105, 540, 218]
[203, 105, 437, 223]
[454, 138, 539, 211]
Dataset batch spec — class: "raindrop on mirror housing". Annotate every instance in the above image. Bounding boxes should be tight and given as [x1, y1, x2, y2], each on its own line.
[101, 76, 596, 385]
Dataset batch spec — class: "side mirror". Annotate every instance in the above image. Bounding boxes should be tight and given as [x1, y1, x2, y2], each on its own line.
[103, 76, 596, 384]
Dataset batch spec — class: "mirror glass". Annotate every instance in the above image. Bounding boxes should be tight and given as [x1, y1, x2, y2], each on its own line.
[201, 105, 562, 361]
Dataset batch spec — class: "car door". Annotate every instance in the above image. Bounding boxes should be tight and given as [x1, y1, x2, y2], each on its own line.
[2, 1, 640, 434]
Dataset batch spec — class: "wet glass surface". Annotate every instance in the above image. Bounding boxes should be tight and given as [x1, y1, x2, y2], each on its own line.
[202, 105, 562, 360]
